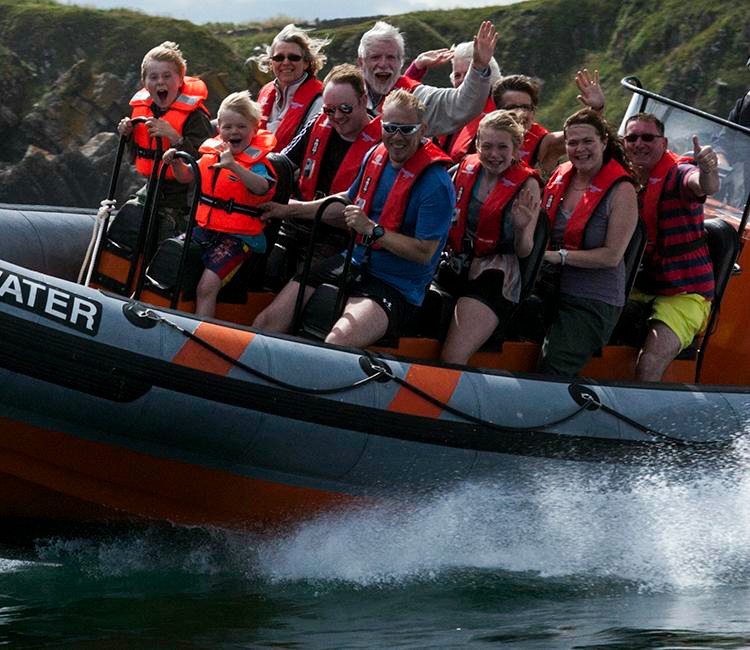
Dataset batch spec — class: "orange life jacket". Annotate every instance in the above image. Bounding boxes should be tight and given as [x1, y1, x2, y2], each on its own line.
[257, 76, 324, 152]
[195, 131, 277, 236]
[543, 159, 632, 249]
[353, 140, 451, 247]
[518, 122, 550, 167]
[449, 154, 540, 256]
[298, 115, 382, 200]
[130, 76, 209, 180]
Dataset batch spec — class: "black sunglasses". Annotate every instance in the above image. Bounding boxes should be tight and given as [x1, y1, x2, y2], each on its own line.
[271, 53, 303, 62]
[382, 122, 421, 135]
[322, 103, 354, 116]
[624, 133, 662, 143]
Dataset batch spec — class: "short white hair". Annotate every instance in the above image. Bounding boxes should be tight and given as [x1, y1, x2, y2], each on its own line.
[452, 41, 502, 86]
[358, 21, 405, 61]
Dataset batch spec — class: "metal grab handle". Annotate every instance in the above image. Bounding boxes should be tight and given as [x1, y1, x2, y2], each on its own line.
[291, 195, 351, 335]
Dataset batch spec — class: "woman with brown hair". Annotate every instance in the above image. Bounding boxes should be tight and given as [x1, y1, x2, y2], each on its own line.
[537, 108, 638, 376]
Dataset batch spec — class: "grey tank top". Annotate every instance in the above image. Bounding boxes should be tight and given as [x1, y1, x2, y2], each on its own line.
[552, 188, 626, 306]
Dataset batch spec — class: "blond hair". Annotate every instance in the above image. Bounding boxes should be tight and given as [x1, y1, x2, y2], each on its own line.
[141, 41, 186, 80]
[218, 91, 261, 126]
[478, 110, 525, 149]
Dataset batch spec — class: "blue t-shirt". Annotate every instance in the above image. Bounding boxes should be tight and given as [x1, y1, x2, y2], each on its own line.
[346, 158, 455, 304]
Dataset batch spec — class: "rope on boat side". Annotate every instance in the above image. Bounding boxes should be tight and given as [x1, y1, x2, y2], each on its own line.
[126, 304, 743, 446]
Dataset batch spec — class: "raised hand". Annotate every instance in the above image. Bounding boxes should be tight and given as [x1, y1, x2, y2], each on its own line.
[413, 48, 454, 71]
[209, 142, 237, 170]
[472, 21, 497, 70]
[511, 186, 539, 232]
[693, 135, 718, 173]
[575, 68, 605, 111]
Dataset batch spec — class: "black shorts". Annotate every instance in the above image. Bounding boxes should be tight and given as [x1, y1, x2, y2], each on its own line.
[296, 255, 415, 338]
[460, 270, 516, 321]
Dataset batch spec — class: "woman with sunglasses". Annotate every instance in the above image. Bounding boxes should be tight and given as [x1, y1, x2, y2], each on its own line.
[439, 110, 541, 365]
[537, 108, 638, 376]
[249, 24, 330, 152]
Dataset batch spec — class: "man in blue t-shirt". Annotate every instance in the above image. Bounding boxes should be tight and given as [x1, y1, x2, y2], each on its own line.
[254, 89, 455, 348]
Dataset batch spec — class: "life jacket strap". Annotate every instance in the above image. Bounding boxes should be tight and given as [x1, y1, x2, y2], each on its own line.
[199, 194, 263, 218]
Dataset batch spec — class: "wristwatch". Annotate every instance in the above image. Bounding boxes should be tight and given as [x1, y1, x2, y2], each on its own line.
[371, 224, 386, 241]
[558, 248, 569, 266]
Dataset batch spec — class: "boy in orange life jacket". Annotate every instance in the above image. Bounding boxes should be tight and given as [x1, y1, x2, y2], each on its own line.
[117, 41, 213, 241]
[163, 91, 277, 318]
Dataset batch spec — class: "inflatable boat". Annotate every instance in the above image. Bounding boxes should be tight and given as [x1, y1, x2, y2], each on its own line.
[1, 79, 750, 529]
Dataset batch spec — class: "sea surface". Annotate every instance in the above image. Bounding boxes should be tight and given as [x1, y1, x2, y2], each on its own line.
[3, 444, 750, 648]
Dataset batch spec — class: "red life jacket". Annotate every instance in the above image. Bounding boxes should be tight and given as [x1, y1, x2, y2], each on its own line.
[374, 76, 422, 113]
[543, 159, 632, 249]
[448, 154, 540, 256]
[518, 122, 550, 167]
[257, 75, 323, 152]
[353, 140, 451, 245]
[298, 115, 382, 200]
[638, 150, 714, 298]
[195, 131, 277, 236]
[130, 76, 209, 180]
[438, 96, 496, 163]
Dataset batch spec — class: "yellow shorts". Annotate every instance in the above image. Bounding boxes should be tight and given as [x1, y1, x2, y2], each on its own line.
[629, 289, 712, 351]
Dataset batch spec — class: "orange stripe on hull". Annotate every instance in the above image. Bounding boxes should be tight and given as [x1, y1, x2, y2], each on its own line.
[387, 364, 461, 418]
[0, 417, 356, 528]
[171, 322, 255, 376]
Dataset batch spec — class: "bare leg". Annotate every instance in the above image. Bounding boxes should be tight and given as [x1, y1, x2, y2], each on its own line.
[440, 297, 500, 365]
[253, 279, 315, 333]
[636, 320, 682, 382]
[194, 269, 222, 318]
[325, 297, 389, 348]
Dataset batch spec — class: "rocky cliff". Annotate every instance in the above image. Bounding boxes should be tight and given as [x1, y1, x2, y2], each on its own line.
[0, 0, 747, 208]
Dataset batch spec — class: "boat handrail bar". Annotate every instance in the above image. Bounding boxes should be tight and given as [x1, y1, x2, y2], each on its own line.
[621, 76, 750, 137]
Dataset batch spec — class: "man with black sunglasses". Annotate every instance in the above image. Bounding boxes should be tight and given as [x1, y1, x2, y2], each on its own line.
[623, 112, 720, 381]
[260, 64, 382, 284]
[254, 90, 454, 349]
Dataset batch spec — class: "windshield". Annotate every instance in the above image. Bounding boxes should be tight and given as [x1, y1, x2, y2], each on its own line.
[619, 78, 750, 224]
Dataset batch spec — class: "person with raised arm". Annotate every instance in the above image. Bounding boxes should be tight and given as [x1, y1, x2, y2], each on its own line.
[623, 112, 719, 381]
[253, 90, 454, 348]
[439, 110, 541, 365]
[356, 20, 497, 137]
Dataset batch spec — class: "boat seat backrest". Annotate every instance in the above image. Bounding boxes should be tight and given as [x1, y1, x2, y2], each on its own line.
[623, 218, 647, 298]
[518, 210, 550, 301]
[704, 218, 739, 308]
[266, 153, 295, 205]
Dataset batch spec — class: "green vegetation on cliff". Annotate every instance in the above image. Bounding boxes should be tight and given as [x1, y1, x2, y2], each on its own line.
[0, 0, 747, 205]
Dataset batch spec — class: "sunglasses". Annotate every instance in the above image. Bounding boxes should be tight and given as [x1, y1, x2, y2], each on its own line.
[382, 122, 421, 135]
[624, 133, 662, 143]
[271, 53, 303, 63]
[322, 103, 354, 116]
[502, 103, 535, 111]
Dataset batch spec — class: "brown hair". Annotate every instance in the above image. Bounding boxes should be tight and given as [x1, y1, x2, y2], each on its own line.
[323, 63, 366, 98]
[564, 108, 634, 177]
[250, 24, 330, 77]
[492, 74, 541, 108]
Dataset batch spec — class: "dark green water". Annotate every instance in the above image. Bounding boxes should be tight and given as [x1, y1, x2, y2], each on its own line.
[3, 468, 750, 648]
